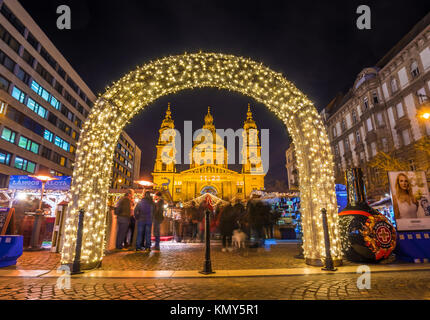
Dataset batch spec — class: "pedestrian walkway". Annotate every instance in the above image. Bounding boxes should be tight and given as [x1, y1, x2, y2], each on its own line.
[2, 241, 430, 279]
[1, 270, 430, 300]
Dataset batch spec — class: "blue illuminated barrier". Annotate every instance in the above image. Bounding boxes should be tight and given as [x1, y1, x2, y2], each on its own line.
[395, 232, 430, 263]
[0, 236, 23, 268]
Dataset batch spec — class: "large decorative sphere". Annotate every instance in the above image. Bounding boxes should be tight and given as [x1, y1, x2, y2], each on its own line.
[339, 207, 397, 262]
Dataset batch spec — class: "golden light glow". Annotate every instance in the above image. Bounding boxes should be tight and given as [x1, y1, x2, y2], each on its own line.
[61, 52, 341, 268]
[421, 112, 430, 120]
[31, 175, 57, 182]
[136, 180, 154, 187]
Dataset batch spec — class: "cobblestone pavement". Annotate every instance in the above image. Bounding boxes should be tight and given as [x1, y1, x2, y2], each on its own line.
[0, 271, 429, 300]
[12, 242, 344, 271]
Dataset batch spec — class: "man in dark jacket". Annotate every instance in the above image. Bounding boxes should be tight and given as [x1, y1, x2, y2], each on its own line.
[134, 191, 154, 252]
[152, 192, 165, 252]
[115, 189, 135, 250]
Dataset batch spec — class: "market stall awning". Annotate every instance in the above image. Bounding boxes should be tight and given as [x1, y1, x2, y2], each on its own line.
[182, 193, 229, 208]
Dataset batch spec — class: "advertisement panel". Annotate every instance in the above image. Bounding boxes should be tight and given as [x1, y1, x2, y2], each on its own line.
[388, 171, 430, 231]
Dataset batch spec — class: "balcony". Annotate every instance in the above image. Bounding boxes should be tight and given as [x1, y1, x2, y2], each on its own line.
[394, 117, 411, 132]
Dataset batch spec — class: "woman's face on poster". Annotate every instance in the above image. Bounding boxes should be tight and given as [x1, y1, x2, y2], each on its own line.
[398, 175, 409, 191]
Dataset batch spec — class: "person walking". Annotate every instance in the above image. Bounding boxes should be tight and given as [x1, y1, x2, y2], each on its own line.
[115, 189, 135, 250]
[152, 192, 165, 252]
[134, 191, 154, 252]
[187, 202, 199, 242]
[218, 204, 238, 252]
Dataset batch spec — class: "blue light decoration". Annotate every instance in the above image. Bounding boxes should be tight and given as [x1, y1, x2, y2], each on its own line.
[335, 184, 348, 213]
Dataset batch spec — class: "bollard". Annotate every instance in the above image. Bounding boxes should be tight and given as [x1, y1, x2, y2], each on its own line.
[321, 208, 337, 271]
[70, 209, 85, 275]
[199, 209, 215, 275]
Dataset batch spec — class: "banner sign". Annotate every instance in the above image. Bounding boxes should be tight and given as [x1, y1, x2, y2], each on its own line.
[8, 176, 71, 191]
[388, 171, 430, 231]
[46, 176, 72, 191]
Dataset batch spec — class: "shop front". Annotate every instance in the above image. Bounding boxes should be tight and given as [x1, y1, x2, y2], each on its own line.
[1, 175, 71, 251]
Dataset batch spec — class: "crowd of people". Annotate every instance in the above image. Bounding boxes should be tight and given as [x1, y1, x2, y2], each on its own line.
[114, 189, 165, 252]
[113, 191, 280, 252]
[173, 197, 280, 251]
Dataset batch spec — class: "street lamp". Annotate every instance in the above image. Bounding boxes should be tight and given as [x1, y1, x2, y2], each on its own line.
[30, 175, 57, 210]
[27, 174, 57, 251]
[135, 180, 154, 188]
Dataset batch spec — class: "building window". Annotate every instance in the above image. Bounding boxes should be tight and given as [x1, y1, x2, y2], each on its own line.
[334, 145, 339, 157]
[396, 103, 405, 118]
[371, 142, 377, 157]
[0, 74, 10, 91]
[175, 188, 181, 194]
[18, 136, 39, 154]
[40, 47, 58, 70]
[26, 32, 39, 50]
[355, 131, 361, 143]
[344, 138, 350, 152]
[14, 157, 36, 173]
[382, 138, 389, 152]
[22, 49, 34, 67]
[1, 127, 16, 143]
[366, 118, 373, 132]
[417, 89, 428, 104]
[35, 63, 54, 84]
[0, 24, 21, 53]
[0, 4, 26, 35]
[54, 136, 70, 152]
[402, 130, 411, 146]
[11, 87, 25, 103]
[44, 129, 54, 142]
[31, 80, 61, 110]
[53, 153, 67, 167]
[57, 66, 66, 80]
[411, 61, 420, 78]
[237, 188, 243, 194]
[372, 92, 379, 104]
[351, 110, 358, 124]
[162, 163, 167, 171]
[16, 67, 31, 85]
[341, 119, 346, 132]
[0, 50, 16, 72]
[391, 78, 398, 93]
[0, 149, 11, 166]
[5, 106, 45, 137]
[363, 97, 369, 110]
[41, 147, 52, 160]
[376, 113, 384, 126]
[26, 98, 48, 119]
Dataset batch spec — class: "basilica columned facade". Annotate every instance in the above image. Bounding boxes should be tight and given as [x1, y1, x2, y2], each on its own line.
[152, 104, 265, 203]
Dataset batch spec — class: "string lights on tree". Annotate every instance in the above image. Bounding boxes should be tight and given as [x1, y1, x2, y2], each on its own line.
[61, 52, 342, 268]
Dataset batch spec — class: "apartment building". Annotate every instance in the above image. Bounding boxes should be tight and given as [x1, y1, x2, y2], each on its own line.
[0, 0, 141, 189]
[111, 132, 142, 190]
[321, 12, 430, 201]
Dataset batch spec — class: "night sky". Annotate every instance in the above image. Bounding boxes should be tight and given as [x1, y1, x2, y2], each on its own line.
[18, 0, 430, 184]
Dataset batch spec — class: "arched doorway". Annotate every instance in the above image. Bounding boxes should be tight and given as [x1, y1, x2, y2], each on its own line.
[61, 52, 341, 269]
[201, 186, 218, 196]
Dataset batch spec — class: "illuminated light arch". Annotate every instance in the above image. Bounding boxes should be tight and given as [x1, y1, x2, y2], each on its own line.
[61, 52, 341, 268]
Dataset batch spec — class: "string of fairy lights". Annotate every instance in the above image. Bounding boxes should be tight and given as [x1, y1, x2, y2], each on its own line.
[61, 52, 342, 268]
